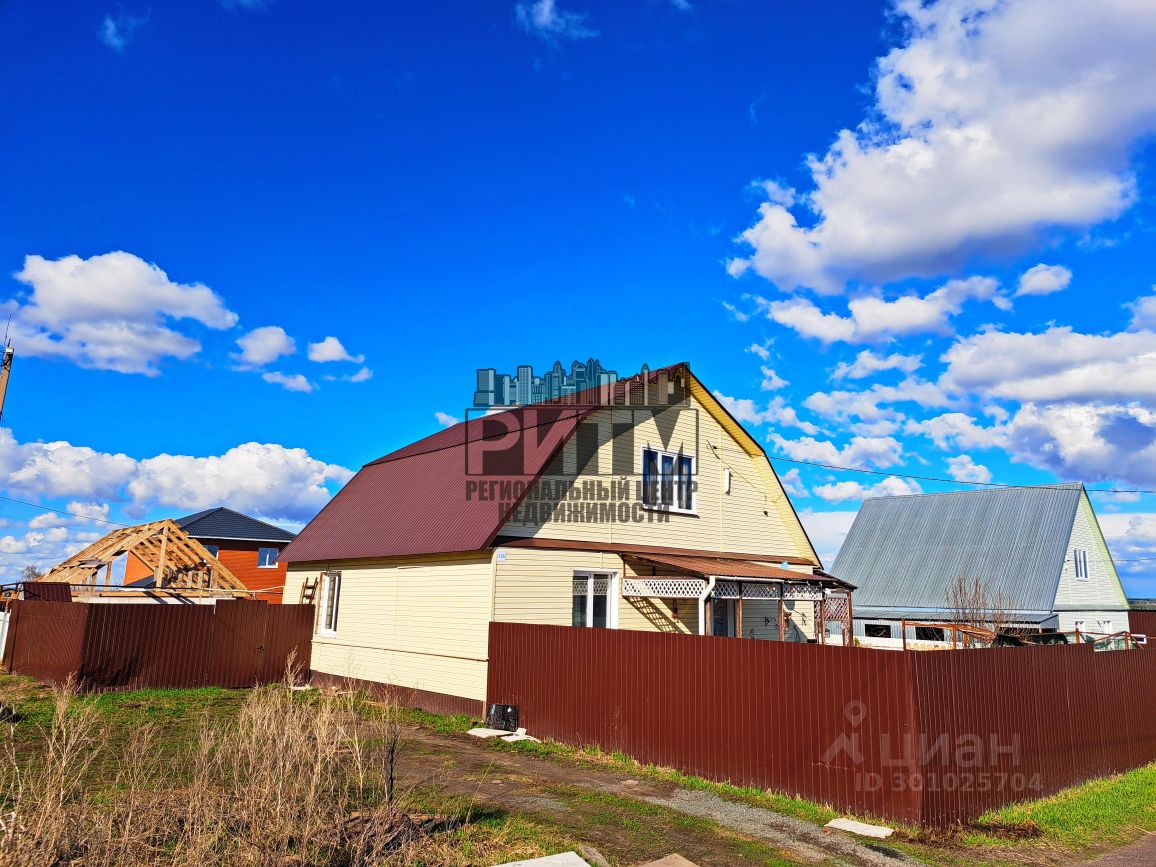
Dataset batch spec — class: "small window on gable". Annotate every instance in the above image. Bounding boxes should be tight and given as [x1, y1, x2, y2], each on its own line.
[258, 547, 279, 568]
[1073, 548, 1089, 581]
[320, 572, 341, 635]
[641, 447, 694, 513]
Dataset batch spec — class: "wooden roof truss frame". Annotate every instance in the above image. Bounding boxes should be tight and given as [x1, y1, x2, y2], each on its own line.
[36, 519, 250, 596]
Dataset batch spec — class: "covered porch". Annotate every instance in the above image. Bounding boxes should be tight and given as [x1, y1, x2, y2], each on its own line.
[621, 553, 854, 645]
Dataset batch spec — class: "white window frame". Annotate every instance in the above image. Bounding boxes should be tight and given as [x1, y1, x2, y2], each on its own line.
[318, 571, 341, 637]
[257, 546, 280, 569]
[1074, 619, 1086, 634]
[1073, 548, 1089, 581]
[1099, 619, 1113, 634]
[641, 446, 696, 514]
[572, 570, 619, 629]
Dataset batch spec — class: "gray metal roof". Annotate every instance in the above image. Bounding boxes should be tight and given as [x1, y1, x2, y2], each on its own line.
[832, 484, 1083, 612]
[176, 508, 296, 543]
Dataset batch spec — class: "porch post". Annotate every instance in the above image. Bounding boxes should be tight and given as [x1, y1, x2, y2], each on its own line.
[777, 594, 786, 642]
[735, 584, 743, 639]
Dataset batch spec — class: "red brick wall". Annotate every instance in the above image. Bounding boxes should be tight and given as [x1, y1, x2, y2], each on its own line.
[122, 540, 289, 603]
[206, 539, 289, 603]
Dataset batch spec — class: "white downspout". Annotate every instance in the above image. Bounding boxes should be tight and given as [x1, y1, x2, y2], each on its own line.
[697, 575, 717, 636]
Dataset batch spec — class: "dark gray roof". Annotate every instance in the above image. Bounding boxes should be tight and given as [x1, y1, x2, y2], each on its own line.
[832, 484, 1083, 612]
[176, 508, 296, 543]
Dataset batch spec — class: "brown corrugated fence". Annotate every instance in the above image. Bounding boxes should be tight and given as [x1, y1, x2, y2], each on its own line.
[1129, 609, 1156, 639]
[487, 622, 1156, 827]
[3, 600, 314, 691]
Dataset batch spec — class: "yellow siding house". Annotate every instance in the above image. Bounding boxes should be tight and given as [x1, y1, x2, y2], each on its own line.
[280, 363, 851, 714]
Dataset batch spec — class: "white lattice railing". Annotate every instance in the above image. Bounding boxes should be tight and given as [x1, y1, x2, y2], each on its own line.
[713, 580, 782, 600]
[783, 584, 824, 601]
[621, 577, 706, 598]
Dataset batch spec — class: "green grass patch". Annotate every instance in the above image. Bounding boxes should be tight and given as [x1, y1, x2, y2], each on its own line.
[981, 763, 1156, 850]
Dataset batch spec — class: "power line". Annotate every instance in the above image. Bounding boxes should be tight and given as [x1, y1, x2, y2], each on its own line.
[768, 456, 1156, 496]
[0, 495, 130, 527]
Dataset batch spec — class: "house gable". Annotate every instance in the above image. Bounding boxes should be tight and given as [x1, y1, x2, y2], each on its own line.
[1052, 489, 1129, 613]
[497, 385, 819, 563]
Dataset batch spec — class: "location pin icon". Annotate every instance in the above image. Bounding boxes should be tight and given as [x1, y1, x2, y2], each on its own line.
[845, 700, 867, 727]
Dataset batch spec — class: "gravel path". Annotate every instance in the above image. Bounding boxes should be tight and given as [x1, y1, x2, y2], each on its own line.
[642, 789, 917, 867]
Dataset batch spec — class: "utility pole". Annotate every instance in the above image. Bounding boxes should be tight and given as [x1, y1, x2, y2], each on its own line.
[0, 342, 12, 422]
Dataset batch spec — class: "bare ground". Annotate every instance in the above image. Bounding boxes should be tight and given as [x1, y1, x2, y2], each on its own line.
[397, 723, 922, 867]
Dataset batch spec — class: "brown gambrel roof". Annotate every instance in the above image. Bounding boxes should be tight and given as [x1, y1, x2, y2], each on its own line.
[278, 370, 668, 563]
[280, 362, 821, 566]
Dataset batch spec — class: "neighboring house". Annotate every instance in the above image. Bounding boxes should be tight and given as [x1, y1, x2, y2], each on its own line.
[125, 508, 296, 603]
[280, 363, 850, 715]
[832, 484, 1130, 646]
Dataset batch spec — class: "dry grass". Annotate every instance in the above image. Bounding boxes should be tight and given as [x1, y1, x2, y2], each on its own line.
[0, 669, 555, 866]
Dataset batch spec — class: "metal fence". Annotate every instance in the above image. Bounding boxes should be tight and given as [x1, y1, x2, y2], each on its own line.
[487, 622, 1156, 827]
[2, 600, 314, 691]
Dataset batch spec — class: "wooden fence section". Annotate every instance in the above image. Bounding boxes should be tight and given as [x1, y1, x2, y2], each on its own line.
[487, 622, 1156, 827]
[3, 600, 314, 691]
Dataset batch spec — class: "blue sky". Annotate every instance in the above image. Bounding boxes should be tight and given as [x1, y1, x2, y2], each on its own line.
[3, 0, 1156, 594]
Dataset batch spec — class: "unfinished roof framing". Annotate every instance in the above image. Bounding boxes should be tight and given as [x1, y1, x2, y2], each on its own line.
[36, 519, 250, 595]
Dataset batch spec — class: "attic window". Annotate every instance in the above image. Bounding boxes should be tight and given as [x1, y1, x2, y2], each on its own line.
[258, 547, 279, 568]
[641, 447, 694, 513]
[1073, 548, 1089, 581]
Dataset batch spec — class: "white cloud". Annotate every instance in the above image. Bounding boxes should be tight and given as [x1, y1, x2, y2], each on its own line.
[515, 0, 597, 41]
[1098, 513, 1156, 586]
[728, 0, 1156, 291]
[348, 366, 373, 383]
[779, 468, 807, 497]
[1016, 263, 1072, 297]
[760, 366, 788, 391]
[940, 326, 1156, 406]
[28, 501, 111, 530]
[758, 276, 1003, 344]
[0, 525, 103, 576]
[1128, 290, 1156, 330]
[813, 476, 923, 502]
[99, 12, 146, 51]
[10, 252, 237, 375]
[0, 428, 352, 527]
[713, 392, 821, 435]
[946, 454, 993, 483]
[769, 433, 904, 470]
[905, 412, 1008, 450]
[307, 336, 365, 364]
[234, 325, 295, 368]
[1005, 402, 1156, 487]
[747, 340, 772, 361]
[435, 411, 461, 428]
[805, 378, 954, 427]
[127, 443, 353, 523]
[722, 301, 751, 322]
[832, 349, 922, 381]
[798, 509, 858, 567]
[262, 371, 315, 393]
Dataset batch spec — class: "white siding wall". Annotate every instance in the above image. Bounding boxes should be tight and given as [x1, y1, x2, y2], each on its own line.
[285, 554, 493, 701]
[1053, 491, 1129, 627]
